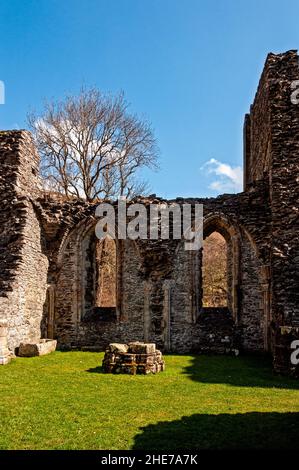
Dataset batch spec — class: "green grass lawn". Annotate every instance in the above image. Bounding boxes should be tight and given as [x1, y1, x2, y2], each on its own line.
[0, 352, 299, 450]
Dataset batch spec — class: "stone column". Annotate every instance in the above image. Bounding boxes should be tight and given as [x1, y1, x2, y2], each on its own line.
[0, 319, 11, 365]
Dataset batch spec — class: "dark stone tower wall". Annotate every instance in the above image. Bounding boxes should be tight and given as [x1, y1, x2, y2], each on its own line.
[244, 51, 299, 376]
[244, 51, 299, 327]
[266, 51, 299, 327]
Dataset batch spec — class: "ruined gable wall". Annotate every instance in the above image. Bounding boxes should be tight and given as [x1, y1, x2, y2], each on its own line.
[266, 51, 299, 327]
[0, 131, 48, 352]
[242, 50, 299, 373]
[243, 59, 272, 189]
[244, 50, 299, 330]
[266, 51, 299, 376]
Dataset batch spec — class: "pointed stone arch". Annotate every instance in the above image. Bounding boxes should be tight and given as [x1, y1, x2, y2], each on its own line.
[203, 213, 241, 321]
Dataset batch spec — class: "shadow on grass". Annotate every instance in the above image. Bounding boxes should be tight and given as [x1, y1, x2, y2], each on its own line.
[133, 412, 299, 450]
[182, 354, 299, 389]
[86, 366, 105, 374]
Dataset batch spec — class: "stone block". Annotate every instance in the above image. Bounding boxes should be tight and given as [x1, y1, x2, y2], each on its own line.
[18, 339, 57, 357]
[108, 343, 128, 353]
[102, 342, 164, 374]
[128, 342, 156, 354]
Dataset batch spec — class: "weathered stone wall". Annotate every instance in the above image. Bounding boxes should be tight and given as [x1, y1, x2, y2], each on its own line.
[6, 202, 48, 351]
[0, 131, 48, 352]
[243, 50, 299, 373]
[243, 63, 272, 189]
[38, 194, 270, 354]
[267, 51, 299, 328]
[244, 51, 299, 330]
[169, 242, 195, 353]
[0, 132, 273, 357]
[54, 219, 147, 349]
[0, 51, 298, 377]
[238, 234, 264, 352]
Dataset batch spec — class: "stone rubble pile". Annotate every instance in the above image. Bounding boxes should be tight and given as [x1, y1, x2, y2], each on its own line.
[102, 342, 165, 374]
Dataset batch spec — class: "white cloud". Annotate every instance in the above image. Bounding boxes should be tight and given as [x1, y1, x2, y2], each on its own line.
[201, 158, 243, 193]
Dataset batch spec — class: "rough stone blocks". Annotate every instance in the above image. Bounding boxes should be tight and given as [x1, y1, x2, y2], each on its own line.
[102, 342, 165, 374]
[18, 339, 57, 357]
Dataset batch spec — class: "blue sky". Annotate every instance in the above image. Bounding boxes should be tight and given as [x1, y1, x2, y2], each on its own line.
[0, 0, 298, 198]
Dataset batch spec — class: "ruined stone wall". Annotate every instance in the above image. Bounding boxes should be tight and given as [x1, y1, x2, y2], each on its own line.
[243, 66, 272, 189]
[54, 221, 147, 349]
[1, 51, 298, 375]
[169, 221, 265, 354]
[36, 188, 271, 354]
[6, 203, 48, 351]
[76, 236, 146, 348]
[244, 51, 299, 331]
[238, 234, 264, 352]
[242, 50, 299, 373]
[169, 243, 195, 353]
[267, 51, 299, 327]
[6, 137, 269, 355]
[0, 131, 48, 352]
[0, 155, 272, 356]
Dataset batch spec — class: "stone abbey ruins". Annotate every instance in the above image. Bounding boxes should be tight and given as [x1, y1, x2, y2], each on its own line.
[0, 50, 298, 376]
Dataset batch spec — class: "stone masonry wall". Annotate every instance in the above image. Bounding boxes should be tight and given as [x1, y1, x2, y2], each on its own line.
[239, 234, 264, 352]
[0, 131, 48, 352]
[243, 62, 272, 189]
[38, 191, 270, 354]
[267, 51, 299, 327]
[0, 51, 298, 376]
[0, 132, 273, 356]
[243, 50, 299, 373]
[245, 51, 299, 329]
[54, 221, 147, 349]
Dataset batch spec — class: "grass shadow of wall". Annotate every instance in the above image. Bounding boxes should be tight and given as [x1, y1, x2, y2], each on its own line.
[133, 412, 299, 450]
[86, 366, 105, 373]
[183, 354, 299, 389]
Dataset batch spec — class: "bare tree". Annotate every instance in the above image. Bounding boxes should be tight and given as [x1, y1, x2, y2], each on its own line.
[28, 88, 159, 201]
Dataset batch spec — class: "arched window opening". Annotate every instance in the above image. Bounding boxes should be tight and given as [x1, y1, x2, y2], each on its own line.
[202, 231, 227, 307]
[84, 233, 117, 321]
[95, 237, 116, 309]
